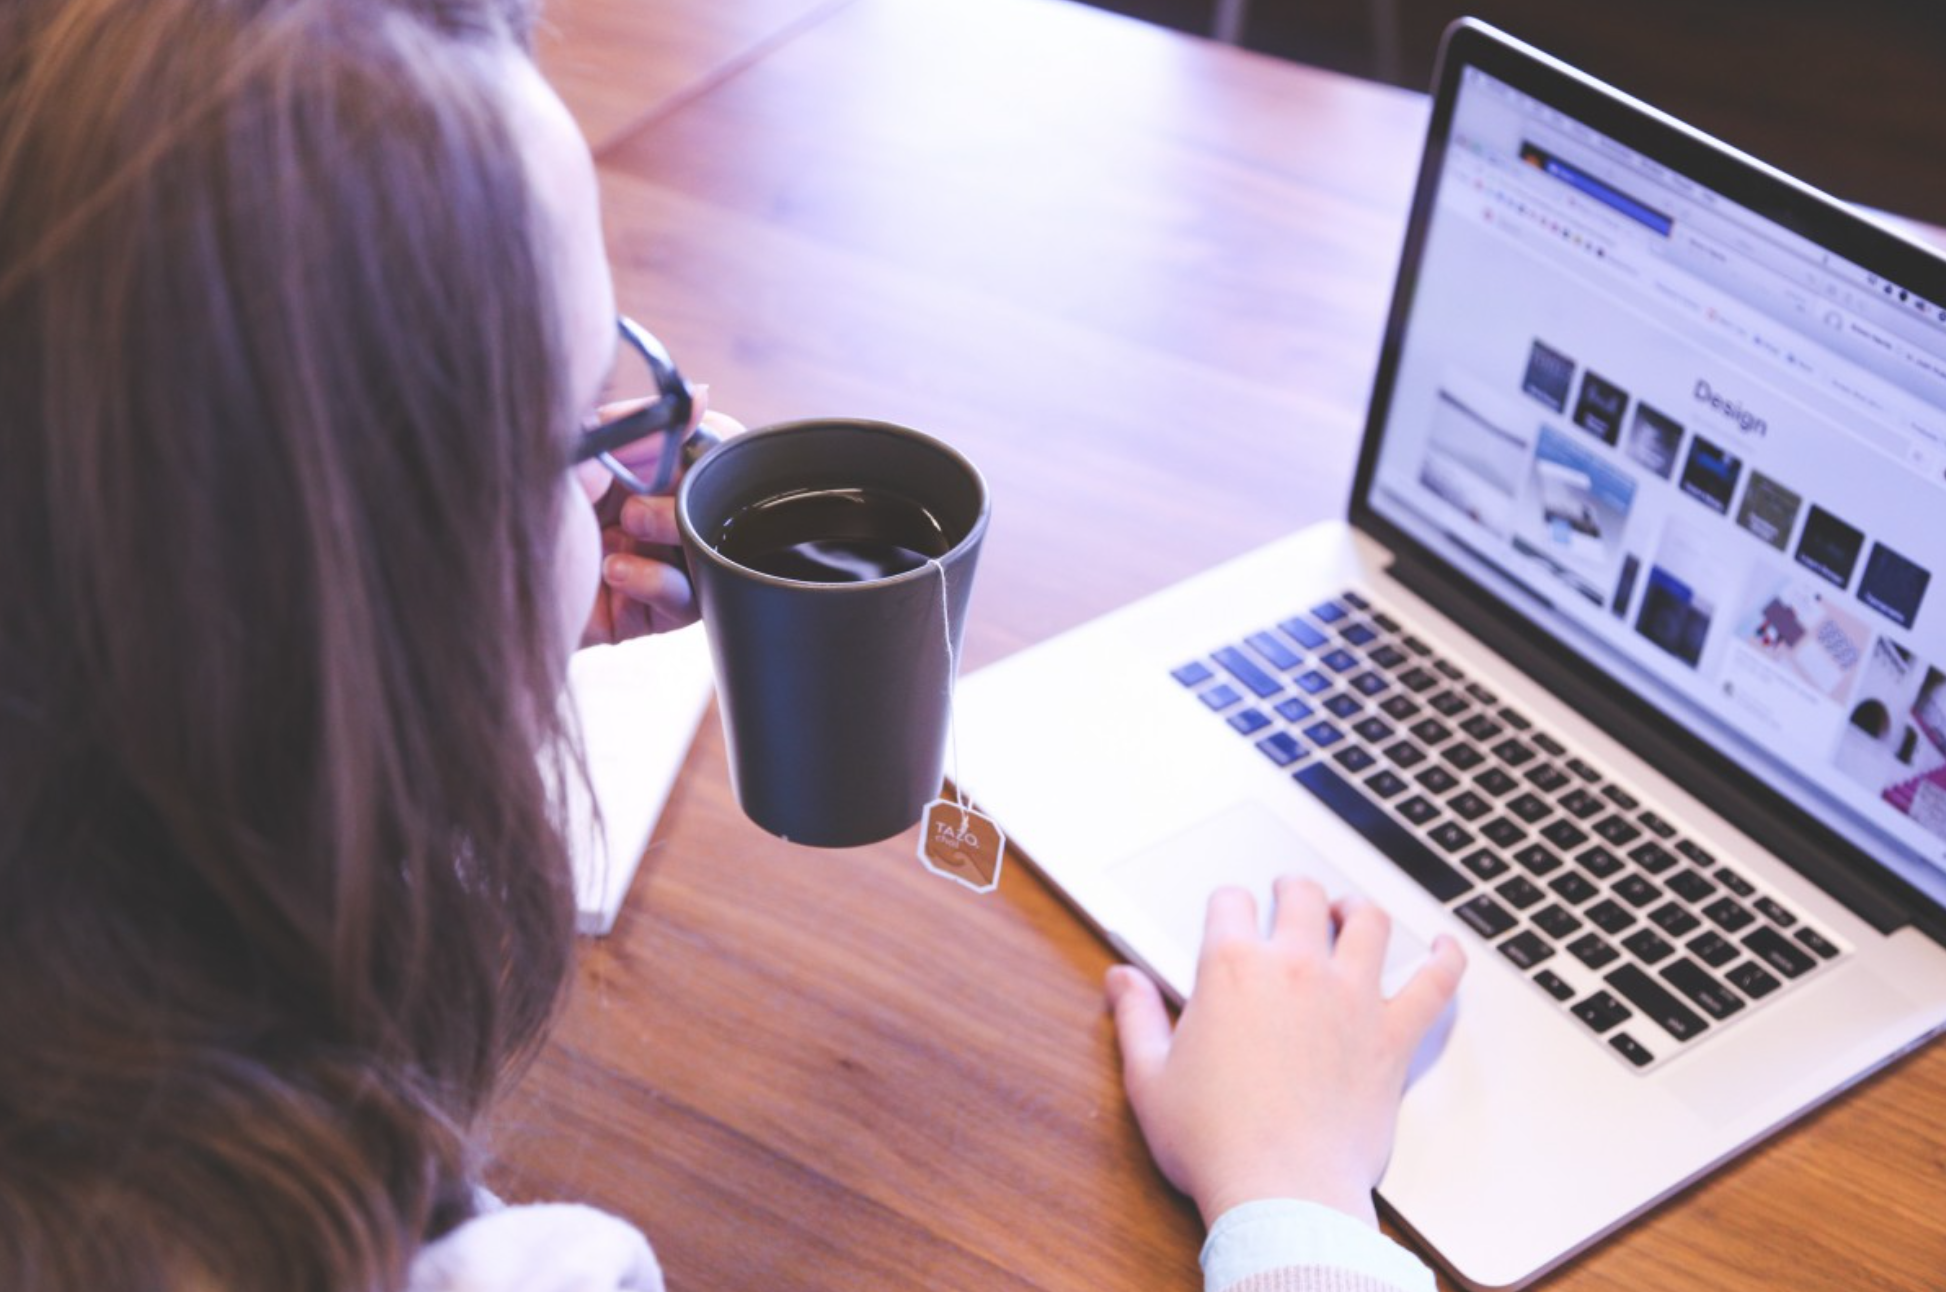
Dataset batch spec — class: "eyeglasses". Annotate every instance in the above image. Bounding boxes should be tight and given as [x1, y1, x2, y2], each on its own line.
[572, 315, 698, 496]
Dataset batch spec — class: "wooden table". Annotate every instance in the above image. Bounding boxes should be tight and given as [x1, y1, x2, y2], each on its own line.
[492, 1, 1946, 1286]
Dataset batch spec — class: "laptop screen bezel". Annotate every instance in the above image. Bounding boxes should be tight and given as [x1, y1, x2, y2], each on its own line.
[1348, 18, 1946, 937]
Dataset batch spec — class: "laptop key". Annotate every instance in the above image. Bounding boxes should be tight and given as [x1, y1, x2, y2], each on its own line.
[1350, 672, 1389, 697]
[1497, 876, 1545, 909]
[1687, 930, 1738, 968]
[1534, 969, 1576, 1001]
[1399, 667, 1439, 693]
[1660, 958, 1746, 1020]
[1310, 599, 1348, 623]
[1352, 716, 1393, 742]
[1491, 737, 1536, 767]
[1533, 903, 1582, 939]
[1291, 763, 1472, 901]
[1364, 769, 1409, 799]
[1255, 732, 1307, 767]
[1244, 630, 1303, 670]
[1594, 815, 1641, 846]
[1525, 762, 1570, 793]
[1321, 648, 1359, 673]
[1427, 821, 1475, 853]
[1666, 869, 1716, 903]
[1675, 839, 1715, 868]
[1461, 849, 1509, 881]
[1384, 740, 1428, 769]
[1531, 731, 1567, 757]
[1587, 899, 1636, 934]
[1565, 757, 1602, 783]
[1293, 669, 1332, 694]
[1333, 746, 1378, 773]
[1274, 696, 1314, 722]
[1499, 929, 1554, 969]
[1703, 896, 1755, 932]
[1429, 690, 1470, 717]
[1727, 961, 1781, 1000]
[1415, 765, 1460, 794]
[1228, 708, 1271, 735]
[1572, 990, 1632, 1033]
[1443, 742, 1487, 771]
[1449, 896, 1517, 941]
[1173, 661, 1215, 686]
[1214, 646, 1283, 698]
[1621, 928, 1674, 964]
[1637, 810, 1677, 839]
[1649, 901, 1702, 937]
[1795, 927, 1840, 960]
[1754, 896, 1797, 928]
[1324, 693, 1362, 719]
[1541, 819, 1589, 850]
[1549, 871, 1599, 905]
[1609, 1033, 1655, 1068]
[1279, 617, 1329, 649]
[1379, 694, 1421, 720]
[1475, 767, 1519, 797]
[1340, 590, 1370, 610]
[1480, 817, 1527, 849]
[1569, 932, 1620, 969]
[1341, 622, 1379, 646]
[1629, 841, 1678, 874]
[1715, 867, 1756, 898]
[1575, 845, 1624, 879]
[1559, 788, 1605, 819]
[1460, 713, 1503, 742]
[1409, 717, 1453, 745]
[1447, 790, 1492, 821]
[1605, 964, 1709, 1042]
[1200, 683, 1242, 710]
[1397, 795, 1440, 825]
[1506, 792, 1552, 824]
[1513, 844, 1562, 876]
[1613, 874, 1661, 908]
[1743, 926, 1816, 979]
[1302, 720, 1344, 748]
[1369, 643, 1409, 670]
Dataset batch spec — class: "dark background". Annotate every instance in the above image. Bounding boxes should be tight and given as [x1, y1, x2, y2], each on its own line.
[1077, 0, 1946, 226]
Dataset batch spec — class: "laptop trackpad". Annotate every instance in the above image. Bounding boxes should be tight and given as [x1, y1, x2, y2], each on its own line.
[1111, 800, 1432, 999]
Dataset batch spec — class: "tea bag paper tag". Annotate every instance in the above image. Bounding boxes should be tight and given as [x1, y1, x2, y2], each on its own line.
[917, 556, 1002, 894]
[918, 800, 1005, 894]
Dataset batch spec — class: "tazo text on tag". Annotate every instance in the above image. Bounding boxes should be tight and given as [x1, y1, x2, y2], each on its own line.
[918, 799, 1005, 894]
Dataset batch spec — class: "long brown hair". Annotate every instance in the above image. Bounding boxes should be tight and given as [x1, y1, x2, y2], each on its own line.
[0, 0, 580, 1287]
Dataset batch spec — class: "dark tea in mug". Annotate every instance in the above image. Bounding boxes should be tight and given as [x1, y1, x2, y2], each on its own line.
[712, 486, 953, 583]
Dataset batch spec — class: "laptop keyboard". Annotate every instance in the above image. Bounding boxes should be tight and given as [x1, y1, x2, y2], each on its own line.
[1174, 588, 1848, 1073]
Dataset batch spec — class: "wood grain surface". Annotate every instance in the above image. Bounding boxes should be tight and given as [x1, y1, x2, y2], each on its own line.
[492, 1, 1946, 1287]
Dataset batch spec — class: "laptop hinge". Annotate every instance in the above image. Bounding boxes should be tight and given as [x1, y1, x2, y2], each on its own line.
[1385, 546, 1943, 943]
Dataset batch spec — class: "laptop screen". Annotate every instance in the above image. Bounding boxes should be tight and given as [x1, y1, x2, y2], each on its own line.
[1361, 27, 1946, 913]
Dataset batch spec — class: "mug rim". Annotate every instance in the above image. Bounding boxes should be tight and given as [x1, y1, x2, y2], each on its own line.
[675, 418, 991, 592]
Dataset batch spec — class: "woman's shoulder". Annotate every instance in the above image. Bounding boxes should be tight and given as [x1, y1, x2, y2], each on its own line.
[409, 1199, 663, 1292]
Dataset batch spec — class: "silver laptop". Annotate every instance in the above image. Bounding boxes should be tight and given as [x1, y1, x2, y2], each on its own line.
[956, 19, 1946, 1290]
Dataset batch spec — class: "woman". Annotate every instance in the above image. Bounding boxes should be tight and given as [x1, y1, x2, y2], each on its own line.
[0, 1, 1462, 1288]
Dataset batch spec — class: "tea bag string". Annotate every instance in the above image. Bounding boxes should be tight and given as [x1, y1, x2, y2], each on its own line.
[929, 556, 971, 830]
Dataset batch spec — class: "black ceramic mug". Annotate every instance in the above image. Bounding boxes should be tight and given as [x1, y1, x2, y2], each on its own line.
[676, 419, 990, 847]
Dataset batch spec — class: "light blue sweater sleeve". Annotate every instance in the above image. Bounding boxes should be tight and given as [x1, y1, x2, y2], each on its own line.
[1202, 1200, 1438, 1292]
